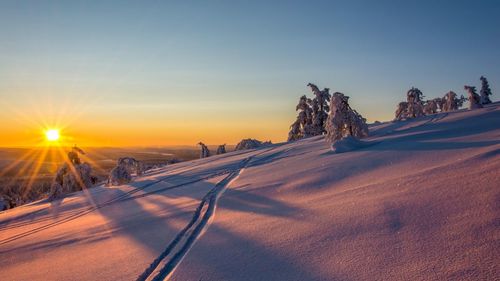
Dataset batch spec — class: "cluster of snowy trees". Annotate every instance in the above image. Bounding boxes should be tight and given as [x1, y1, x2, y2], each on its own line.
[394, 76, 493, 120]
[394, 88, 466, 120]
[0, 180, 53, 210]
[464, 76, 493, 109]
[288, 83, 368, 144]
[197, 139, 272, 159]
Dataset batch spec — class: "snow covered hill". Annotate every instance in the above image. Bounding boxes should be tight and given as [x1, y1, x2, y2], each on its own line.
[1, 103, 499, 281]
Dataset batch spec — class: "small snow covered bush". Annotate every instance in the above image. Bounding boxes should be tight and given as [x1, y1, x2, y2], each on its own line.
[235, 139, 270, 150]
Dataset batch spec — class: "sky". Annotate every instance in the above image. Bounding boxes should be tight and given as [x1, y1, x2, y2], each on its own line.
[1, 0, 499, 147]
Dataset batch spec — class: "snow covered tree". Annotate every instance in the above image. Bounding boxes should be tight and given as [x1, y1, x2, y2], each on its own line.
[298, 95, 315, 137]
[307, 83, 330, 135]
[1, 185, 25, 209]
[108, 157, 144, 186]
[394, 87, 425, 120]
[216, 144, 226, 155]
[479, 76, 493, 104]
[287, 117, 302, 141]
[288, 95, 314, 140]
[441, 91, 465, 112]
[423, 99, 438, 115]
[288, 83, 332, 141]
[433, 97, 445, 112]
[394, 102, 408, 121]
[198, 142, 210, 158]
[406, 87, 425, 118]
[464, 85, 483, 109]
[325, 92, 368, 143]
[49, 146, 95, 200]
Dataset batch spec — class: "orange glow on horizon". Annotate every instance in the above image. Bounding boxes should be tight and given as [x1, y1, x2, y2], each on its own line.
[0, 90, 390, 148]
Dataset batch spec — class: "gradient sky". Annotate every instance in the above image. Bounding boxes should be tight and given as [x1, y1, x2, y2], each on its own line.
[1, 0, 499, 147]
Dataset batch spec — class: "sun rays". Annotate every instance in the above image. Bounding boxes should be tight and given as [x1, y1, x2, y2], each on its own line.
[0, 98, 102, 206]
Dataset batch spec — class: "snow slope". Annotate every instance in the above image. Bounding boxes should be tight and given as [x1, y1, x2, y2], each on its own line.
[1, 103, 499, 281]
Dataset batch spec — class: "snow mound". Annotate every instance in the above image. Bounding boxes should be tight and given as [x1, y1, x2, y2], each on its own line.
[331, 136, 369, 153]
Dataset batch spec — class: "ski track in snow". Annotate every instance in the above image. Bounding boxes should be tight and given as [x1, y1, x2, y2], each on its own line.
[136, 147, 278, 281]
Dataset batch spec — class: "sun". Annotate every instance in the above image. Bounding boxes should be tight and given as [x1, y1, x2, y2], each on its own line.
[45, 129, 60, 142]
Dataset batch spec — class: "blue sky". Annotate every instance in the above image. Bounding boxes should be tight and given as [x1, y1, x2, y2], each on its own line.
[1, 0, 499, 146]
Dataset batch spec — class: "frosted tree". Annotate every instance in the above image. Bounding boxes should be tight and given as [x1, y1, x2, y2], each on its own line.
[216, 144, 226, 155]
[325, 92, 368, 143]
[49, 146, 95, 200]
[288, 95, 314, 140]
[307, 83, 330, 135]
[394, 87, 425, 120]
[479, 76, 493, 104]
[108, 157, 144, 186]
[433, 97, 445, 112]
[307, 97, 323, 136]
[287, 117, 302, 141]
[288, 84, 332, 140]
[457, 94, 467, 108]
[406, 87, 425, 118]
[442, 91, 461, 112]
[423, 99, 438, 115]
[297, 95, 315, 137]
[464, 85, 483, 109]
[198, 142, 210, 158]
[394, 102, 408, 121]
[67, 145, 85, 165]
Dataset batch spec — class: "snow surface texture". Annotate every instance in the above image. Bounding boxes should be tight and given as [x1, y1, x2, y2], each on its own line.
[1, 103, 499, 281]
